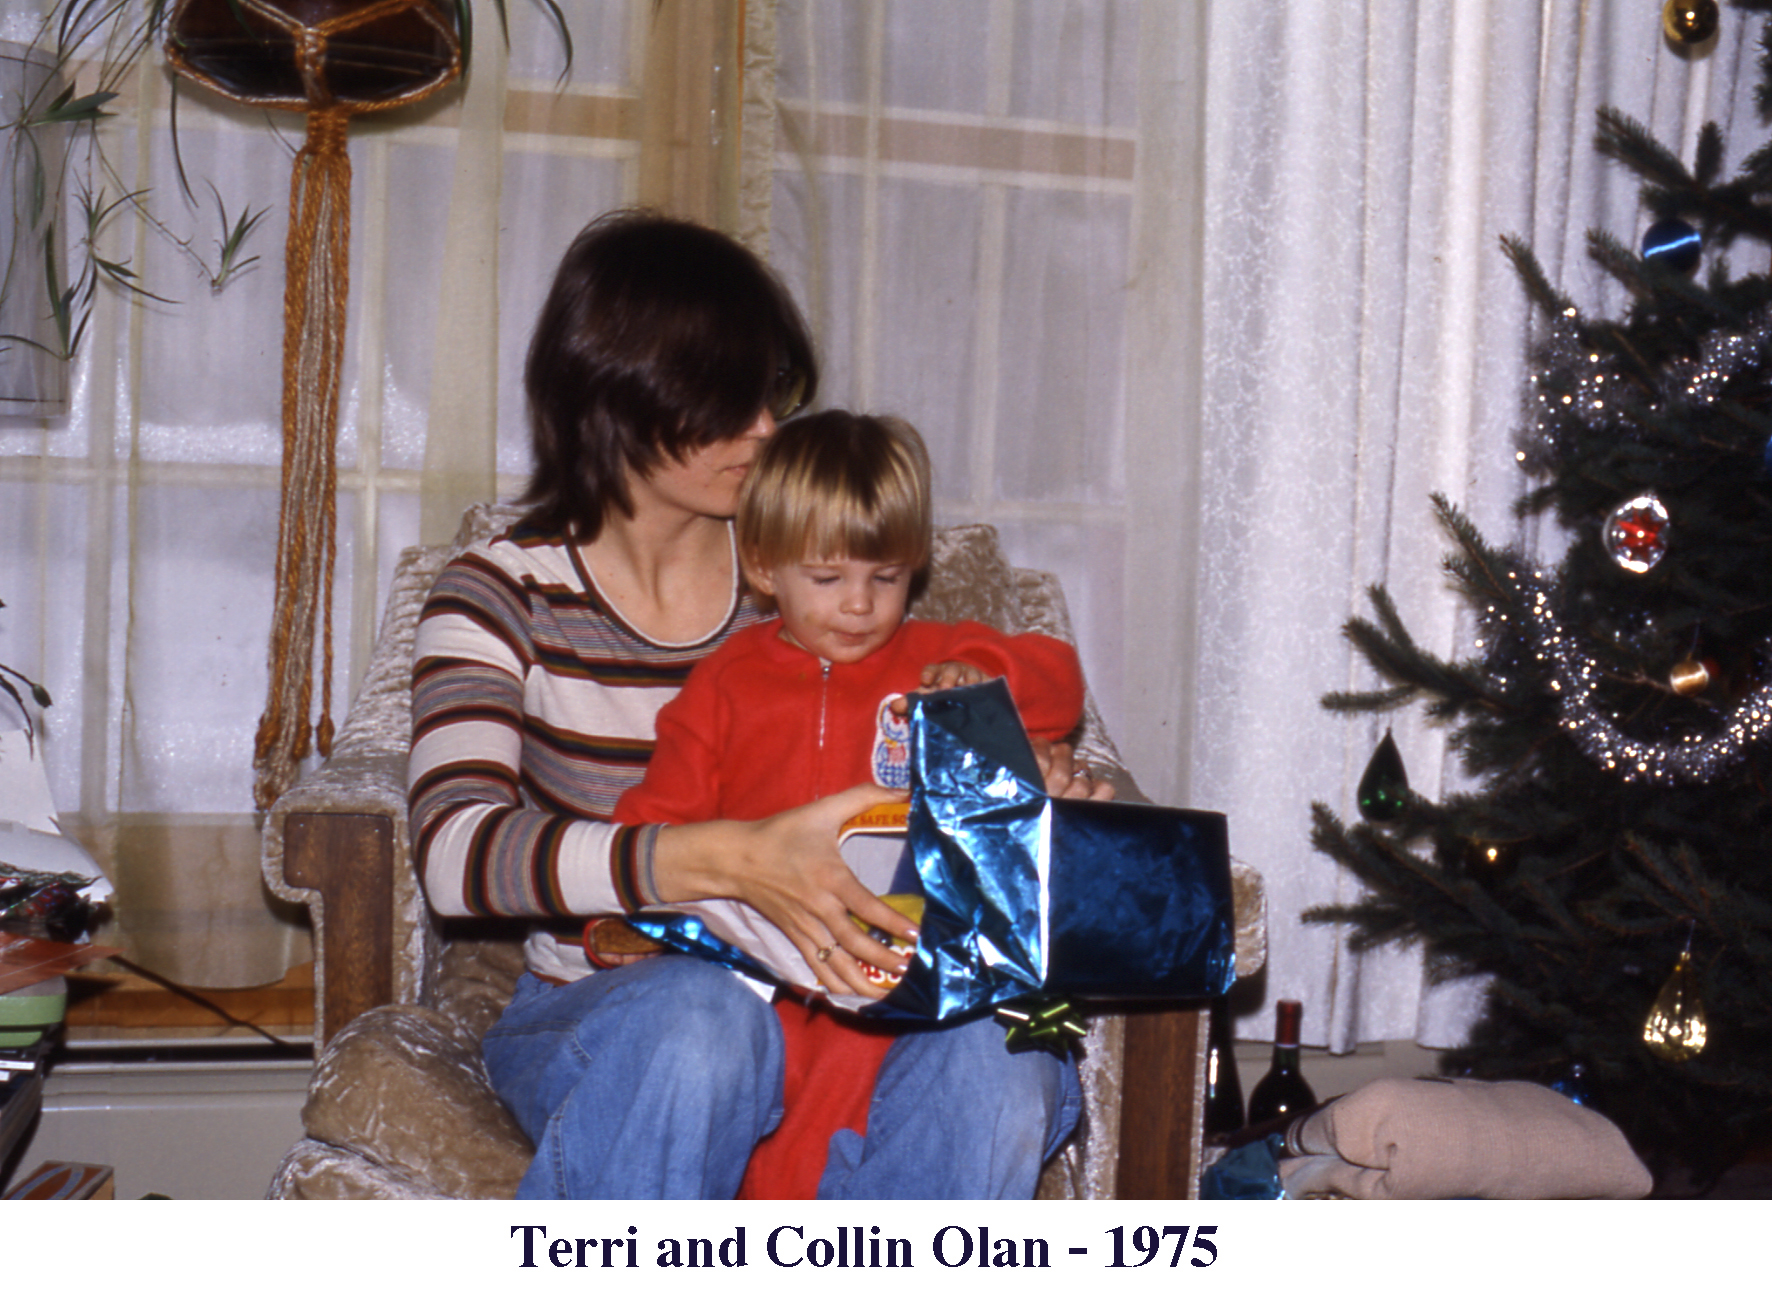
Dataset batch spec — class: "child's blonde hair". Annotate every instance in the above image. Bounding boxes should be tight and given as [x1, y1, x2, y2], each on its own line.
[738, 410, 932, 573]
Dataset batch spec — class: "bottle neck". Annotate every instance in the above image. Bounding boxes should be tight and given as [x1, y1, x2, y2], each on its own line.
[1267, 1041, 1301, 1075]
[1273, 999, 1304, 1047]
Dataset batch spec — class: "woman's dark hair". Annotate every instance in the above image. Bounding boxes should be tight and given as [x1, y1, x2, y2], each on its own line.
[519, 209, 819, 541]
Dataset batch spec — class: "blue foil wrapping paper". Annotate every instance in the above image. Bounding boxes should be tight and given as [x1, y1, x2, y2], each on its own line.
[633, 679, 1235, 1020]
[874, 680, 1235, 1019]
[628, 911, 778, 982]
[1200, 1135, 1287, 1200]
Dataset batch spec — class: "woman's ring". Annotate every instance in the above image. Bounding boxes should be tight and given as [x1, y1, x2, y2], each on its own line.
[1072, 764, 1092, 779]
[816, 944, 835, 962]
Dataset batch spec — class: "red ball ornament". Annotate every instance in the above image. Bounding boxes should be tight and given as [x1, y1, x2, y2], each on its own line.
[1603, 494, 1670, 574]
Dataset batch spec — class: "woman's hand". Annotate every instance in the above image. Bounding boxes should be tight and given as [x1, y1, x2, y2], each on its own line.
[1032, 734, 1115, 801]
[650, 783, 919, 997]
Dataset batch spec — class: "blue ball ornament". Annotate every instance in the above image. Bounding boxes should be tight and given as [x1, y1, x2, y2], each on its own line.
[1641, 217, 1701, 275]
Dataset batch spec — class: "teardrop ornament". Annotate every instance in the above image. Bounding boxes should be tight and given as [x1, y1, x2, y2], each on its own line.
[1357, 729, 1410, 822]
[1642, 947, 1708, 1062]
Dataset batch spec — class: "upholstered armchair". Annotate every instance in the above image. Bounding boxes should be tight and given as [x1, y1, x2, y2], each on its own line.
[262, 503, 1266, 1199]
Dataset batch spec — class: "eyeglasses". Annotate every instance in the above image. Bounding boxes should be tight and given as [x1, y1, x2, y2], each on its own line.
[769, 362, 809, 421]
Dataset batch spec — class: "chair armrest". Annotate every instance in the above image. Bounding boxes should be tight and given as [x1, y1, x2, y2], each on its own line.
[995, 564, 1269, 1198]
[263, 748, 418, 1047]
[289, 1004, 533, 1198]
[262, 541, 456, 1047]
[1115, 1006, 1210, 1198]
[282, 811, 395, 1045]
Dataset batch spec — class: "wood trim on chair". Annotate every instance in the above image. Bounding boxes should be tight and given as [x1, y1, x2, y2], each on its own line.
[1115, 1004, 1209, 1199]
[283, 813, 396, 1045]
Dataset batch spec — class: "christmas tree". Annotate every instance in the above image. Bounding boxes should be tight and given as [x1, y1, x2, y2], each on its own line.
[1308, 0, 1772, 1187]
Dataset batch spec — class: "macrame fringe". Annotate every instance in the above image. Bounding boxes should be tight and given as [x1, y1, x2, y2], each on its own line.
[255, 107, 352, 810]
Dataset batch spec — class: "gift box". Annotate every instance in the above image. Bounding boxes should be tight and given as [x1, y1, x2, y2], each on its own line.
[633, 679, 1236, 1017]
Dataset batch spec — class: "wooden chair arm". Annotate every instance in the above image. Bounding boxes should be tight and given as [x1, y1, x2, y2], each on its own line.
[1115, 1004, 1209, 1198]
[282, 812, 397, 1045]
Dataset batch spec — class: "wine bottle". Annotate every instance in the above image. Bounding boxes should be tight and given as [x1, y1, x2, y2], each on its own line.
[1245, 999, 1316, 1125]
[1202, 996, 1245, 1138]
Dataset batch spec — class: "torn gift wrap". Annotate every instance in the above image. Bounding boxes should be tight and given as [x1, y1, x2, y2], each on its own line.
[633, 679, 1236, 1018]
[893, 679, 1235, 1018]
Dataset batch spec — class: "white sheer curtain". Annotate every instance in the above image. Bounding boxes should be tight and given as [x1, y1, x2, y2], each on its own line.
[1188, 3, 1766, 1048]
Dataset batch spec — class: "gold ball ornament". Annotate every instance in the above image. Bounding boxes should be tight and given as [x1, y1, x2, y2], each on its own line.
[1662, 0, 1720, 47]
[1669, 657, 1712, 696]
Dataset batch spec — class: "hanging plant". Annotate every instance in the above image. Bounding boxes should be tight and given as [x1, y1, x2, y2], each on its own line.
[164, 0, 474, 807]
[0, 0, 261, 399]
[0, 0, 569, 386]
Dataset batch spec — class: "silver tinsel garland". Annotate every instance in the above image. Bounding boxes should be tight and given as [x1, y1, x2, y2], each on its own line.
[1496, 567, 1772, 784]
[1529, 305, 1772, 456]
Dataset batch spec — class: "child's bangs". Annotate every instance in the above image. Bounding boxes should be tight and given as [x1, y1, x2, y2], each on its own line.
[737, 409, 932, 572]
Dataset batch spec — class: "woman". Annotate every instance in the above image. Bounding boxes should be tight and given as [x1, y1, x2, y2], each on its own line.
[409, 210, 1101, 1199]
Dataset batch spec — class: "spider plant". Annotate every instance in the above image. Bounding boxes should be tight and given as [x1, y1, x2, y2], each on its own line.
[0, 0, 570, 372]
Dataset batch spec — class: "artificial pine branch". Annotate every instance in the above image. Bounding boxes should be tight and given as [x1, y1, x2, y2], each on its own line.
[1760, 20, 1772, 117]
[1498, 236, 1571, 315]
[1734, 135, 1772, 186]
[1319, 681, 1418, 713]
[1695, 121, 1727, 188]
[1596, 106, 1696, 192]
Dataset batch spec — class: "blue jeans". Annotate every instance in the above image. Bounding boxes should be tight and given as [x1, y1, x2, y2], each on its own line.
[481, 957, 1081, 1199]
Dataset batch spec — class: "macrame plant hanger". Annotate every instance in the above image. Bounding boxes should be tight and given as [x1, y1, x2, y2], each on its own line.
[164, 0, 464, 808]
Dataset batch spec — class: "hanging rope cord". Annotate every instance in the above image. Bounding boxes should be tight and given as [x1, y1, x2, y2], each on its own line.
[254, 104, 351, 809]
[162, 0, 464, 810]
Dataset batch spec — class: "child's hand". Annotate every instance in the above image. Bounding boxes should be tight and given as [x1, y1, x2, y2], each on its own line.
[889, 661, 993, 715]
[918, 660, 991, 692]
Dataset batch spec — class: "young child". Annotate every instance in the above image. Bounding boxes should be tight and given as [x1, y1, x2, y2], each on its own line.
[613, 409, 1086, 1197]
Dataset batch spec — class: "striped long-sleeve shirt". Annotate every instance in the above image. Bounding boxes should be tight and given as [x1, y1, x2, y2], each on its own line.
[408, 521, 771, 981]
